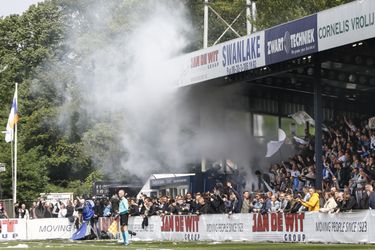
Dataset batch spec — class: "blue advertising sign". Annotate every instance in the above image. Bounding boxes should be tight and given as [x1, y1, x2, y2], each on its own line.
[265, 14, 318, 65]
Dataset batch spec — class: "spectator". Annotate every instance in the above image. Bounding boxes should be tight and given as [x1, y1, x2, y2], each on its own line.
[260, 195, 271, 214]
[52, 202, 60, 218]
[66, 199, 74, 218]
[110, 194, 119, 215]
[196, 197, 213, 214]
[365, 184, 375, 209]
[319, 192, 337, 213]
[44, 202, 53, 218]
[290, 194, 302, 213]
[14, 202, 19, 218]
[279, 193, 292, 212]
[29, 202, 37, 219]
[252, 193, 262, 213]
[341, 192, 357, 212]
[103, 200, 112, 217]
[18, 204, 29, 219]
[299, 187, 311, 212]
[176, 196, 189, 215]
[156, 195, 169, 215]
[128, 199, 140, 216]
[168, 199, 178, 215]
[240, 191, 252, 213]
[226, 191, 240, 214]
[93, 199, 104, 219]
[58, 203, 67, 218]
[34, 199, 45, 218]
[192, 193, 202, 214]
[298, 187, 320, 211]
[185, 193, 194, 213]
[0, 203, 8, 219]
[270, 195, 280, 212]
[317, 189, 325, 208]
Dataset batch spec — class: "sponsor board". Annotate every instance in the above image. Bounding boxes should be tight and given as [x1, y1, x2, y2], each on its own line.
[307, 211, 371, 243]
[177, 31, 265, 86]
[128, 211, 375, 243]
[0, 219, 26, 240]
[265, 14, 318, 65]
[252, 213, 306, 242]
[26, 218, 73, 240]
[175, 0, 375, 87]
[160, 215, 200, 241]
[128, 216, 162, 241]
[318, 0, 375, 51]
[1, 210, 374, 242]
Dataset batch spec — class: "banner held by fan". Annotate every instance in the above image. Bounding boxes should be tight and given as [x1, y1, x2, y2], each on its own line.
[293, 136, 308, 145]
[265, 129, 286, 158]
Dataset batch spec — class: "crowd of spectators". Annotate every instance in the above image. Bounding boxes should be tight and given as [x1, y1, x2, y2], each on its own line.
[4, 116, 375, 222]
[253, 116, 375, 213]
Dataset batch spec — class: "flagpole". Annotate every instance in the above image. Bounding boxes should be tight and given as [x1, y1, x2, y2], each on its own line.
[13, 83, 18, 204]
[11, 139, 14, 202]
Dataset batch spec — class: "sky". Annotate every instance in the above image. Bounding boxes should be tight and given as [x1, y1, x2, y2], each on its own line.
[0, 0, 43, 17]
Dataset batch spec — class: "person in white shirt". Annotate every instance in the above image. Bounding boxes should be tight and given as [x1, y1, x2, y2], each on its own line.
[18, 204, 29, 219]
[58, 202, 67, 218]
[319, 191, 337, 213]
[270, 195, 280, 212]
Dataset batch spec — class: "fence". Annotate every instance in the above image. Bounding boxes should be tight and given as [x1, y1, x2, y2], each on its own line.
[0, 211, 374, 243]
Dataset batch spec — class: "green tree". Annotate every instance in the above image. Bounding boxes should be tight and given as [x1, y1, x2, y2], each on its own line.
[254, 0, 354, 30]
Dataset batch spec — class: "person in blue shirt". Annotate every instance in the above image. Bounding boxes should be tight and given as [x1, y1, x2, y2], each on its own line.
[118, 189, 130, 245]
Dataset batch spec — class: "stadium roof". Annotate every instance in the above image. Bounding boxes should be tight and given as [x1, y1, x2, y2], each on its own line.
[177, 0, 375, 104]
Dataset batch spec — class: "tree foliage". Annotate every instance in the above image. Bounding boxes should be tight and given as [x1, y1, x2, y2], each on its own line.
[254, 0, 354, 30]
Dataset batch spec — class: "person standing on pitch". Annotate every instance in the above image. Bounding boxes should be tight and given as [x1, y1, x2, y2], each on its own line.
[118, 189, 130, 245]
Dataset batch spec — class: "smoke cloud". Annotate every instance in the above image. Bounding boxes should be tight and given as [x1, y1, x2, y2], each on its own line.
[57, 0, 198, 179]
[42, 0, 286, 185]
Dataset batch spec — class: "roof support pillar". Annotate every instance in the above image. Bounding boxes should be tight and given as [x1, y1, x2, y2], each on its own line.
[314, 59, 323, 190]
[203, 0, 209, 48]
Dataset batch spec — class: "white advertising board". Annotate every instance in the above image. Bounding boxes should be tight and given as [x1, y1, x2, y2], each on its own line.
[0, 219, 27, 240]
[128, 211, 375, 243]
[128, 216, 162, 241]
[317, 0, 375, 51]
[177, 31, 265, 87]
[1, 211, 374, 243]
[26, 218, 73, 240]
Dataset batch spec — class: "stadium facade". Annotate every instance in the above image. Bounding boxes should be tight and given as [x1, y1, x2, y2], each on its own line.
[174, 0, 375, 190]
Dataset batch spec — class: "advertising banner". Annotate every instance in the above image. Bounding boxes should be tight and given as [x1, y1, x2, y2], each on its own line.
[250, 210, 306, 242]
[199, 213, 252, 241]
[265, 14, 318, 65]
[26, 218, 73, 240]
[318, 0, 375, 51]
[129, 216, 162, 241]
[177, 31, 265, 87]
[0, 219, 26, 240]
[128, 211, 375, 243]
[306, 211, 372, 243]
[2, 211, 374, 242]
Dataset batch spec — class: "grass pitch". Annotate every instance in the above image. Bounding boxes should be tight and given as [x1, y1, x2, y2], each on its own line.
[0, 240, 374, 250]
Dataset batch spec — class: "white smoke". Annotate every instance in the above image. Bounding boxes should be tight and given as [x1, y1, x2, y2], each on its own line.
[43, 0, 276, 186]
[59, 0, 197, 178]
